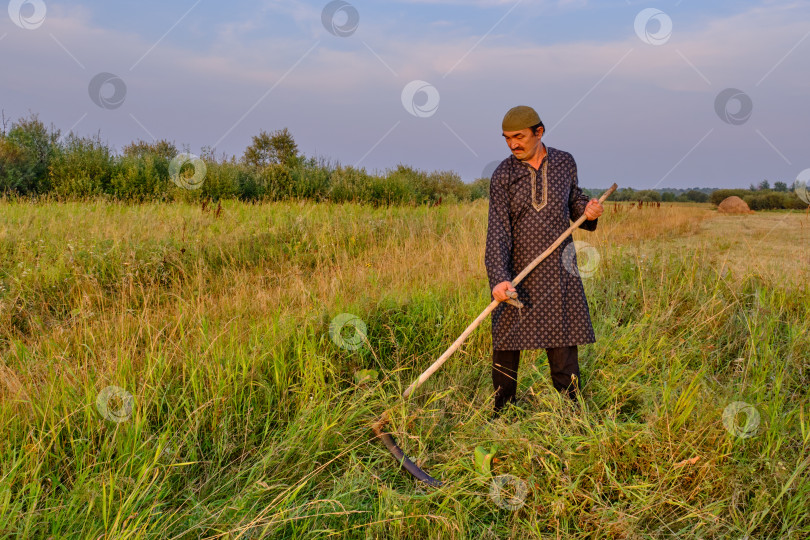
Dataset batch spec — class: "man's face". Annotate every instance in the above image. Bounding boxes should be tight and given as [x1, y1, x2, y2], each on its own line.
[502, 127, 543, 161]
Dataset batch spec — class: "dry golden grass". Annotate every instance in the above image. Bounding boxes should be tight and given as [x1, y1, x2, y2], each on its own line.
[678, 210, 810, 286]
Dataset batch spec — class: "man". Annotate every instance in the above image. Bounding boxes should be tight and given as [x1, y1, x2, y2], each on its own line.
[485, 105, 603, 416]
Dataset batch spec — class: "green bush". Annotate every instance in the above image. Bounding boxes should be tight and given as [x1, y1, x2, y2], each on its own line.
[685, 190, 709, 203]
[48, 134, 113, 198]
[123, 139, 178, 160]
[385, 165, 429, 204]
[785, 194, 809, 209]
[431, 170, 471, 202]
[745, 191, 807, 210]
[110, 154, 170, 201]
[286, 157, 331, 201]
[199, 157, 241, 201]
[710, 189, 750, 206]
[470, 177, 489, 200]
[745, 192, 782, 210]
[326, 165, 372, 204]
[0, 137, 26, 193]
[367, 169, 413, 206]
[0, 114, 60, 195]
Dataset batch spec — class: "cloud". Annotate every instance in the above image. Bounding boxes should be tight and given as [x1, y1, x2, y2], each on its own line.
[1, 1, 807, 186]
[394, 0, 522, 5]
[392, 0, 568, 7]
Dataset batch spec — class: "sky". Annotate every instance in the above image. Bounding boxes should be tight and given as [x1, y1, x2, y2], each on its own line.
[1, 0, 809, 189]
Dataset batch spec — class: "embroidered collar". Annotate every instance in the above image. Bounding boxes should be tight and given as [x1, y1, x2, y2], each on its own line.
[510, 145, 549, 211]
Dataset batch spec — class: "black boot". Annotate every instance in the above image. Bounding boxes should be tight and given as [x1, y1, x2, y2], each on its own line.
[546, 346, 581, 401]
[492, 349, 520, 417]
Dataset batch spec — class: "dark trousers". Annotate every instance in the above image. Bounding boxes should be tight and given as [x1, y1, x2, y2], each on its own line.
[492, 347, 580, 411]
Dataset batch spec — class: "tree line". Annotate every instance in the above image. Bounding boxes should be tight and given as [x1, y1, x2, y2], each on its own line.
[1, 112, 805, 209]
[0, 113, 488, 205]
[578, 185, 806, 210]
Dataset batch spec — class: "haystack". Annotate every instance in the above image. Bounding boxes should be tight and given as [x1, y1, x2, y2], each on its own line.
[718, 196, 754, 214]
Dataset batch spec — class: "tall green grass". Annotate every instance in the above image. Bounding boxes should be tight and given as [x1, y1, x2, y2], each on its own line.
[0, 200, 807, 538]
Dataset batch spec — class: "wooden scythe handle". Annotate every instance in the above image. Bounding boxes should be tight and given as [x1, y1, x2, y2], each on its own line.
[373, 183, 618, 430]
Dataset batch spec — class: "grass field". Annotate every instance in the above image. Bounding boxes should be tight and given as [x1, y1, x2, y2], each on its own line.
[0, 198, 808, 539]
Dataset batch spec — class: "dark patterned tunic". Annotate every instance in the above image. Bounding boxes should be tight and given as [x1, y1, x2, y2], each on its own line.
[485, 146, 598, 350]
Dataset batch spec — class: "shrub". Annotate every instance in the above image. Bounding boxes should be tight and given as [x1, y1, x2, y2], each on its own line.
[48, 133, 113, 198]
[123, 139, 178, 160]
[289, 157, 331, 201]
[110, 154, 170, 201]
[367, 170, 413, 206]
[387, 164, 431, 204]
[0, 137, 26, 193]
[430, 170, 470, 202]
[236, 167, 262, 202]
[470, 177, 490, 200]
[200, 158, 241, 201]
[0, 114, 60, 195]
[710, 189, 751, 206]
[260, 163, 295, 201]
[685, 190, 709, 203]
[326, 165, 372, 204]
[745, 191, 808, 210]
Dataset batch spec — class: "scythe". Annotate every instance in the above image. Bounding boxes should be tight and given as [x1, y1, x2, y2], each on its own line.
[371, 183, 618, 487]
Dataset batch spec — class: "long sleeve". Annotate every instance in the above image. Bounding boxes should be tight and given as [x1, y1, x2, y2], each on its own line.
[567, 155, 598, 232]
[485, 169, 513, 290]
